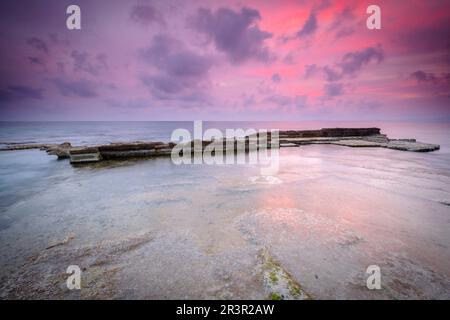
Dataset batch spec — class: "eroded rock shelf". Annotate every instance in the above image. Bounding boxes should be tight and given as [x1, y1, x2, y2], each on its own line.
[0, 128, 440, 164]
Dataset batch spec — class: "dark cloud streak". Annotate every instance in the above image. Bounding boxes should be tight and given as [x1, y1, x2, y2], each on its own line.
[26, 37, 49, 54]
[323, 46, 384, 81]
[50, 78, 98, 98]
[297, 12, 317, 38]
[130, 5, 165, 26]
[0, 85, 44, 102]
[190, 7, 272, 63]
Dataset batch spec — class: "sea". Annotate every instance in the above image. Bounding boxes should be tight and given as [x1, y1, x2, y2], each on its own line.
[0, 121, 449, 299]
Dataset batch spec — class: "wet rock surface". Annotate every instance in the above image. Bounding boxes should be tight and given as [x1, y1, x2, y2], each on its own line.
[259, 248, 311, 300]
[0, 232, 154, 299]
[0, 142, 448, 299]
[279, 132, 439, 152]
[46, 142, 72, 159]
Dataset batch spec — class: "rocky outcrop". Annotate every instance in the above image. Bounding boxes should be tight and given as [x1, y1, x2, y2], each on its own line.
[69, 147, 102, 163]
[255, 127, 381, 139]
[384, 140, 440, 152]
[0, 142, 74, 159]
[0, 128, 440, 164]
[321, 127, 380, 137]
[68, 142, 178, 163]
[46, 142, 72, 159]
[0, 143, 56, 151]
[97, 142, 174, 159]
[278, 131, 440, 152]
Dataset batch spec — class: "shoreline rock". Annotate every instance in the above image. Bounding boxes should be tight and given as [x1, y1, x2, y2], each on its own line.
[0, 128, 441, 164]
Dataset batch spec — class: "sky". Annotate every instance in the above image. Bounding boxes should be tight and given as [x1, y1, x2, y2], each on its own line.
[0, 0, 449, 121]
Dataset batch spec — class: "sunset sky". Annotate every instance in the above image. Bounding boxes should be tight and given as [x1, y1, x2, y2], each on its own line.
[0, 0, 449, 121]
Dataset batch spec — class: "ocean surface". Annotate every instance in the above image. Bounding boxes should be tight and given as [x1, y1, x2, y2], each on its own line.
[0, 121, 449, 299]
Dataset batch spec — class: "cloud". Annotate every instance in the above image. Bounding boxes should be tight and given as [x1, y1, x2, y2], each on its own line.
[303, 64, 319, 78]
[295, 95, 307, 108]
[410, 70, 450, 85]
[297, 12, 317, 38]
[396, 19, 450, 55]
[106, 98, 150, 109]
[141, 74, 210, 103]
[282, 53, 295, 65]
[26, 37, 49, 54]
[189, 7, 272, 63]
[141, 74, 189, 95]
[242, 93, 256, 106]
[410, 70, 438, 84]
[335, 27, 355, 38]
[323, 65, 342, 81]
[328, 7, 355, 38]
[323, 83, 344, 97]
[271, 73, 281, 83]
[141, 35, 212, 77]
[264, 94, 292, 106]
[0, 85, 44, 102]
[445, 73, 450, 82]
[167, 51, 213, 77]
[28, 56, 45, 66]
[50, 78, 98, 98]
[140, 34, 213, 100]
[71, 50, 108, 76]
[48, 33, 69, 46]
[56, 62, 65, 73]
[323, 46, 384, 81]
[312, 0, 332, 12]
[339, 46, 383, 75]
[130, 5, 165, 26]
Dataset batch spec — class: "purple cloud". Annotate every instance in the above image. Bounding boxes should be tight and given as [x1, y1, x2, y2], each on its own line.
[71, 50, 108, 76]
[410, 70, 438, 84]
[323, 46, 384, 81]
[328, 7, 355, 38]
[335, 27, 355, 38]
[264, 94, 292, 106]
[130, 5, 165, 26]
[324, 83, 344, 97]
[141, 74, 188, 95]
[304, 64, 319, 78]
[271, 73, 281, 83]
[50, 78, 98, 98]
[28, 56, 45, 66]
[190, 7, 272, 63]
[0, 85, 44, 102]
[141, 35, 212, 77]
[26, 37, 49, 54]
[323, 65, 342, 81]
[167, 52, 212, 77]
[339, 46, 383, 76]
[140, 35, 212, 100]
[396, 19, 450, 56]
[295, 95, 307, 108]
[297, 12, 318, 38]
[48, 33, 69, 46]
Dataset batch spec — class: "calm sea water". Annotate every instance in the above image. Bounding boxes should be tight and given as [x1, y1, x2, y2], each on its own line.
[0, 121, 449, 299]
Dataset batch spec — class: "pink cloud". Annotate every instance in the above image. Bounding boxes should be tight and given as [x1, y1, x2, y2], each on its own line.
[0, 0, 448, 120]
